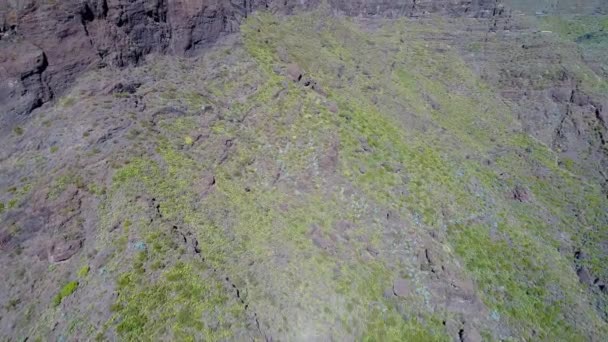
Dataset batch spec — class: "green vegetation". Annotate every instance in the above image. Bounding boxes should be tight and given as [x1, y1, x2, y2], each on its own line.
[86, 182, 105, 195]
[541, 15, 608, 40]
[77, 265, 90, 278]
[5, 298, 21, 311]
[53, 281, 79, 307]
[539, 15, 608, 94]
[7, 199, 18, 209]
[47, 172, 86, 200]
[241, 10, 607, 339]
[13, 126, 24, 135]
[113, 92, 131, 98]
[58, 96, 76, 108]
[110, 262, 244, 340]
[5, 183, 32, 210]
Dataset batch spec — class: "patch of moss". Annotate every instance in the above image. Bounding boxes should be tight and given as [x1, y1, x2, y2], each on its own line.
[8, 199, 18, 209]
[86, 182, 105, 195]
[53, 281, 79, 307]
[58, 96, 76, 108]
[4, 298, 21, 311]
[78, 265, 90, 278]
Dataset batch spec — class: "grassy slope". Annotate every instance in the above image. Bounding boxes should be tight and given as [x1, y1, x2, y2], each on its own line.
[240, 11, 608, 339]
[540, 15, 608, 80]
[11, 9, 608, 342]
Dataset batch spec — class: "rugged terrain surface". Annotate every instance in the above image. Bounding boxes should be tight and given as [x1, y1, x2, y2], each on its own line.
[0, 0, 502, 121]
[1, 1, 608, 341]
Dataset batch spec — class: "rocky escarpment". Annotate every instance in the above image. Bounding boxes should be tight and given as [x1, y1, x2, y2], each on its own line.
[0, 0, 505, 124]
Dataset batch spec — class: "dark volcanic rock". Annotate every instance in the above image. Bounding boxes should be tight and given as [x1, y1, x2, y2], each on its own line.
[511, 185, 530, 202]
[0, 0, 504, 121]
[0, 39, 50, 120]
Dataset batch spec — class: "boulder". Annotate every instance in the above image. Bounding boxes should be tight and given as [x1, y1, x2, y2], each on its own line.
[286, 63, 303, 82]
[577, 266, 594, 285]
[511, 185, 530, 202]
[49, 239, 83, 263]
[328, 101, 339, 113]
[393, 278, 411, 297]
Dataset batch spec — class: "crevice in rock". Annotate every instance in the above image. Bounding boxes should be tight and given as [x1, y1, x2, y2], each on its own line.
[218, 138, 235, 165]
[79, 3, 96, 49]
[101, 0, 109, 18]
[96, 123, 131, 145]
[167, 220, 269, 339]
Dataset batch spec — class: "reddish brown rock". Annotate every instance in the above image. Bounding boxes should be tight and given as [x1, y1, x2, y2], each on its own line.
[49, 239, 84, 263]
[511, 185, 531, 202]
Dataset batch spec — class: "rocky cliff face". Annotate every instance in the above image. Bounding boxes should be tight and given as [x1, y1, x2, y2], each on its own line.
[0, 0, 504, 122]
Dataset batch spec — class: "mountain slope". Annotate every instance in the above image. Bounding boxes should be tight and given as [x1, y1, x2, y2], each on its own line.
[1, 5, 607, 342]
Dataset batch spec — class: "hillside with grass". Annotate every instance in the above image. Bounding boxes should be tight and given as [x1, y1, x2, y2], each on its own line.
[1, 2, 607, 341]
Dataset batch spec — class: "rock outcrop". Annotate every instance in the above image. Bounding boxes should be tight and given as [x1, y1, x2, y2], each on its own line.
[0, 0, 504, 121]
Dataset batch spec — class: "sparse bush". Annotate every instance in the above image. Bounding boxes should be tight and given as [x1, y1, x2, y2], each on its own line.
[7, 199, 17, 209]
